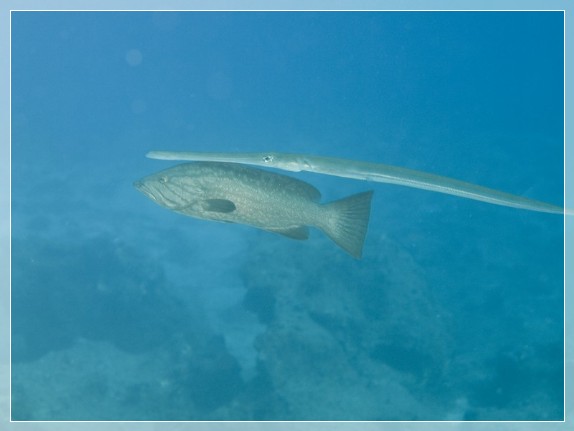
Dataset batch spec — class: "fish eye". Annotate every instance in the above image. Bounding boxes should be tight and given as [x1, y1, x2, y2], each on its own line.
[263, 155, 273, 163]
[159, 176, 168, 184]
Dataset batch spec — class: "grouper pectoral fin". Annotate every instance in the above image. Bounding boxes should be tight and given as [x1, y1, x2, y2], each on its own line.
[202, 199, 237, 213]
[266, 226, 309, 240]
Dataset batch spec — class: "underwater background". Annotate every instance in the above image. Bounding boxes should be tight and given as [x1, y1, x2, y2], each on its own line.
[10, 11, 564, 421]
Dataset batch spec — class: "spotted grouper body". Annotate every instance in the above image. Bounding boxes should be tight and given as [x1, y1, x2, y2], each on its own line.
[134, 162, 373, 258]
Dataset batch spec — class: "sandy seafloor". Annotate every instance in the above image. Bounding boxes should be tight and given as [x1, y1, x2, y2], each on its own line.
[10, 12, 564, 421]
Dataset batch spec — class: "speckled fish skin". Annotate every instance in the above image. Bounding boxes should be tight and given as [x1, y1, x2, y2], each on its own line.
[134, 162, 373, 258]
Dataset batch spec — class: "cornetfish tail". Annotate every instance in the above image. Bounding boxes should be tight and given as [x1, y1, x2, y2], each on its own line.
[320, 191, 374, 259]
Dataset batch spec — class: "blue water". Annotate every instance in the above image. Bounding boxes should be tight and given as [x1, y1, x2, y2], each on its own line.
[10, 11, 564, 421]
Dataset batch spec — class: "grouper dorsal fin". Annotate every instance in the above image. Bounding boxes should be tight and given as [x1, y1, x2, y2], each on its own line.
[202, 199, 237, 213]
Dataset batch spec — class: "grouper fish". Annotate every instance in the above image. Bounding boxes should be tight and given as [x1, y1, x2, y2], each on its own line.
[134, 162, 374, 258]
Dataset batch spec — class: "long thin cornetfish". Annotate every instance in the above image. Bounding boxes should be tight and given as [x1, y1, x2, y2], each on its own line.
[146, 151, 567, 215]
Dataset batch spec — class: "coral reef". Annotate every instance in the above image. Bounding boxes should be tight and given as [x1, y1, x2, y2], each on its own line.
[10, 231, 563, 420]
[240, 236, 454, 420]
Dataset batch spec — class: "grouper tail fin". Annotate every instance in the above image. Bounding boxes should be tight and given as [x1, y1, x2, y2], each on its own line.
[320, 191, 374, 259]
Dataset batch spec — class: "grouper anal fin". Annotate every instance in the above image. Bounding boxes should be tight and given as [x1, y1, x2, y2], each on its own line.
[266, 226, 310, 240]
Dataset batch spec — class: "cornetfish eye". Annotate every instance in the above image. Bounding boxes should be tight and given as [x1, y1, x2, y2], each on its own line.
[263, 155, 273, 163]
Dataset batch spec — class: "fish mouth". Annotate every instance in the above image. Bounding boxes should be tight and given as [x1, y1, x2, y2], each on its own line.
[133, 180, 151, 196]
[133, 180, 162, 205]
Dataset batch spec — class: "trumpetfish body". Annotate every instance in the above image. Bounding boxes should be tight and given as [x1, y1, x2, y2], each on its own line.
[146, 151, 567, 215]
